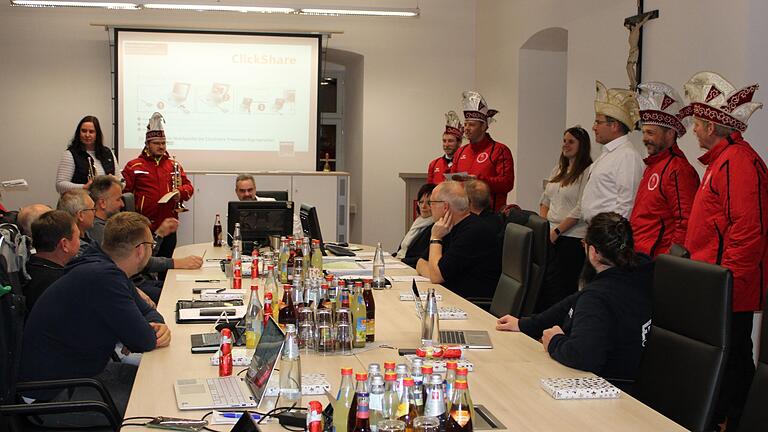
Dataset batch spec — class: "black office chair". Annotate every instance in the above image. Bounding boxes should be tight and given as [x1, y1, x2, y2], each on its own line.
[632, 254, 731, 432]
[488, 223, 533, 318]
[737, 294, 768, 432]
[121, 192, 135, 212]
[0, 227, 120, 432]
[520, 213, 548, 316]
[257, 190, 289, 201]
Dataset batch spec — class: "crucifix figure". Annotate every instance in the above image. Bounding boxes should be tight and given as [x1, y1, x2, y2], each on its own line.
[624, 0, 659, 91]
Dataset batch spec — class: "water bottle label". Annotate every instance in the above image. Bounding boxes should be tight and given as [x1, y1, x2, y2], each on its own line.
[369, 393, 383, 411]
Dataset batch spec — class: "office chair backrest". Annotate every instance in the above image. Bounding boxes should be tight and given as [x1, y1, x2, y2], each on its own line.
[633, 254, 731, 432]
[736, 293, 767, 432]
[520, 213, 548, 316]
[121, 192, 135, 213]
[489, 223, 532, 318]
[257, 190, 289, 201]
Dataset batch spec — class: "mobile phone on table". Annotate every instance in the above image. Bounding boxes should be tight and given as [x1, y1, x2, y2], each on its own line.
[145, 416, 208, 431]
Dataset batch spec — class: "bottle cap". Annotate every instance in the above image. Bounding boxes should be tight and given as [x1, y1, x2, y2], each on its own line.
[384, 361, 396, 370]
[341, 367, 354, 375]
[421, 365, 433, 374]
[251, 284, 258, 291]
[312, 239, 320, 244]
[429, 374, 443, 385]
[456, 367, 468, 376]
[356, 372, 368, 381]
[354, 281, 363, 287]
[446, 361, 458, 370]
[403, 377, 415, 386]
[371, 375, 385, 386]
[268, 264, 275, 270]
[384, 371, 397, 381]
[220, 328, 232, 337]
[395, 364, 409, 374]
[265, 292, 273, 300]
[454, 379, 468, 390]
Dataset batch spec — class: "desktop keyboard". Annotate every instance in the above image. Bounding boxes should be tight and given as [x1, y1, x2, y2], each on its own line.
[324, 243, 356, 256]
[439, 330, 467, 345]
[207, 376, 249, 406]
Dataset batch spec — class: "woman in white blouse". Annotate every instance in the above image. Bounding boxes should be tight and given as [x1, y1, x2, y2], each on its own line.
[56, 116, 121, 193]
[395, 183, 437, 268]
[538, 126, 592, 310]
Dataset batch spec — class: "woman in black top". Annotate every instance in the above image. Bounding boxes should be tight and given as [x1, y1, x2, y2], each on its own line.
[395, 183, 436, 268]
[496, 212, 653, 385]
[55, 115, 120, 193]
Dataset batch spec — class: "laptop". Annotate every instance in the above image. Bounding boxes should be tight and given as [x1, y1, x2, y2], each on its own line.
[174, 317, 285, 410]
[410, 279, 493, 349]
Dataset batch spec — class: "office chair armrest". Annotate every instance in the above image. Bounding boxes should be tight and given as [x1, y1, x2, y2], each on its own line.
[0, 400, 121, 431]
[15, 378, 120, 422]
[465, 297, 492, 311]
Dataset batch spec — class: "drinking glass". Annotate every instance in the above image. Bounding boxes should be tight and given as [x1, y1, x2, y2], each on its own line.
[413, 416, 440, 432]
[378, 420, 406, 432]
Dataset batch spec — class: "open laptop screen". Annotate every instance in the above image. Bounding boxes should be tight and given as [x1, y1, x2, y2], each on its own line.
[244, 317, 285, 403]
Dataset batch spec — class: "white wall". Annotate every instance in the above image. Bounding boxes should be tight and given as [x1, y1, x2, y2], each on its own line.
[0, 0, 476, 252]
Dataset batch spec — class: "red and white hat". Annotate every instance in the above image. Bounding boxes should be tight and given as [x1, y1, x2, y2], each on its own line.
[444, 111, 463, 138]
[637, 82, 689, 137]
[681, 71, 762, 132]
[461, 91, 498, 123]
[145, 112, 166, 143]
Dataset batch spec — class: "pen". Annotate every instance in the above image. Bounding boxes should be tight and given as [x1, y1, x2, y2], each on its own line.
[195, 279, 222, 283]
[201, 250, 207, 259]
[220, 412, 243, 419]
[206, 259, 221, 262]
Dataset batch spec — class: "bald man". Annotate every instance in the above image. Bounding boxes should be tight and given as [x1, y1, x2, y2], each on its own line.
[17, 204, 53, 237]
[416, 181, 502, 299]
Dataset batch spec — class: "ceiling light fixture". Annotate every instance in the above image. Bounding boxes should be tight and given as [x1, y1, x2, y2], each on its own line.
[142, 3, 294, 13]
[299, 7, 419, 17]
[11, 0, 139, 8]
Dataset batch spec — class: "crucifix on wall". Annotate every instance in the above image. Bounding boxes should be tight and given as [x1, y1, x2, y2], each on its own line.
[624, 0, 659, 91]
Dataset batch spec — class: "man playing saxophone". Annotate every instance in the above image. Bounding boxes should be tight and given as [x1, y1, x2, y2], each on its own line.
[123, 112, 194, 258]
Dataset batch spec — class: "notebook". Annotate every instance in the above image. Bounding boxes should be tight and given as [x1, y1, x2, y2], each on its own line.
[174, 317, 285, 410]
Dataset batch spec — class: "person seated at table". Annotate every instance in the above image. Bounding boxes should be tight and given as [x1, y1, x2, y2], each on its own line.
[496, 212, 652, 388]
[416, 180, 502, 299]
[394, 183, 436, 268]
[88, 175, 201, 303]
[24, 210, 80, 311]
[17, 204, 53, 238]
[235, 173, 303, 237]
[56, 189, 97, 256]
[19, 212, 171, 423]
[465, 179, 504, 233]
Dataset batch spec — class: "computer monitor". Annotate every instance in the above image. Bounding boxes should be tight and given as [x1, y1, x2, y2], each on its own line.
[300, 204, 323, 242]
[227, 201, 294, 251]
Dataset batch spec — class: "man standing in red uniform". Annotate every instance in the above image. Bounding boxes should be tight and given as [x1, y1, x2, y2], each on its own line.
[123, 112, 193, 258]
[426, 111, 463, 184]
[451, 91, 514, 211]
[630, 82, 699, 256]
[682, 72, 766, 431]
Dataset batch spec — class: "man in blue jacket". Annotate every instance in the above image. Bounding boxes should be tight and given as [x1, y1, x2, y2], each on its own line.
[19, 211, 171, 422]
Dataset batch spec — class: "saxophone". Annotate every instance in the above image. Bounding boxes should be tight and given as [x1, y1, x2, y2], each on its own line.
[171, 156, 189, 213]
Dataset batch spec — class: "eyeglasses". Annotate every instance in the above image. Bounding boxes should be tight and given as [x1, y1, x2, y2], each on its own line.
[593, 119, 614, 126]
[80, 207, 97, 213]
[135, 241, 157, 249]
[426, 200, 445, 206]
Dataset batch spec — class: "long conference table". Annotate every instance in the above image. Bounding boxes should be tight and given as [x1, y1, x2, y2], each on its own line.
[123, 243, 687, 431]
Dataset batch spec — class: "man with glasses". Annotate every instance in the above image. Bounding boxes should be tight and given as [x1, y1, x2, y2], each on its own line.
[19, 212, 170, 424]
[416, 181, 501, 299]
[579, 81, 644, 221]
[56, 189, 98, 257]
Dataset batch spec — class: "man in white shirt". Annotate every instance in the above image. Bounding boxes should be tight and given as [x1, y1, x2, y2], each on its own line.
[234, 174, 303, 237]
[578, 81, 644, 221]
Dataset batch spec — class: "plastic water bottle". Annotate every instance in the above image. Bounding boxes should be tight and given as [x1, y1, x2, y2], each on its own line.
[279, 324, 302, 402]
[372, 242, 386, 289]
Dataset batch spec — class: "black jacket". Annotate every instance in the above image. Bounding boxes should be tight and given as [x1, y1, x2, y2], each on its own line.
[518, 256, 653, 382]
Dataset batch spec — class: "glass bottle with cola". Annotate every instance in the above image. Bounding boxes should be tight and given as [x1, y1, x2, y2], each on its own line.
[347, 372, 369, 432]
[446, 380, 472, 432]
[213, 214, 223, 247]
[363, 280, 376, 342]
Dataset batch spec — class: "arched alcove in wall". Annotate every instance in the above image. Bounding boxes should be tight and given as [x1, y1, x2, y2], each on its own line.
[517, 27, 568, 211]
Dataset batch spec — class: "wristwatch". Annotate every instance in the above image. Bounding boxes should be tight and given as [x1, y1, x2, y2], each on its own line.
[429, 239, 443, 245]
[554, 227, 561, 236]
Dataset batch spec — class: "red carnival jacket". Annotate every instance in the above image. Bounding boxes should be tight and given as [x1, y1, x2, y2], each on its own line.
[451, 134, 515, 211]
[629, 144, 699, 256]
[426, 155, 452, 184]
[684, 132, 768, 312]
[122, 150, 194, 231]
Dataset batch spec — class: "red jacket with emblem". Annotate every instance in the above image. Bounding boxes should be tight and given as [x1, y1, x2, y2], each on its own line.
[122, 151, 194, 231]
[426, 156, 452, 184]
[629, 144, 699, 256]
[450, 134, 515, 211]
[684, 132, 768, 312]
